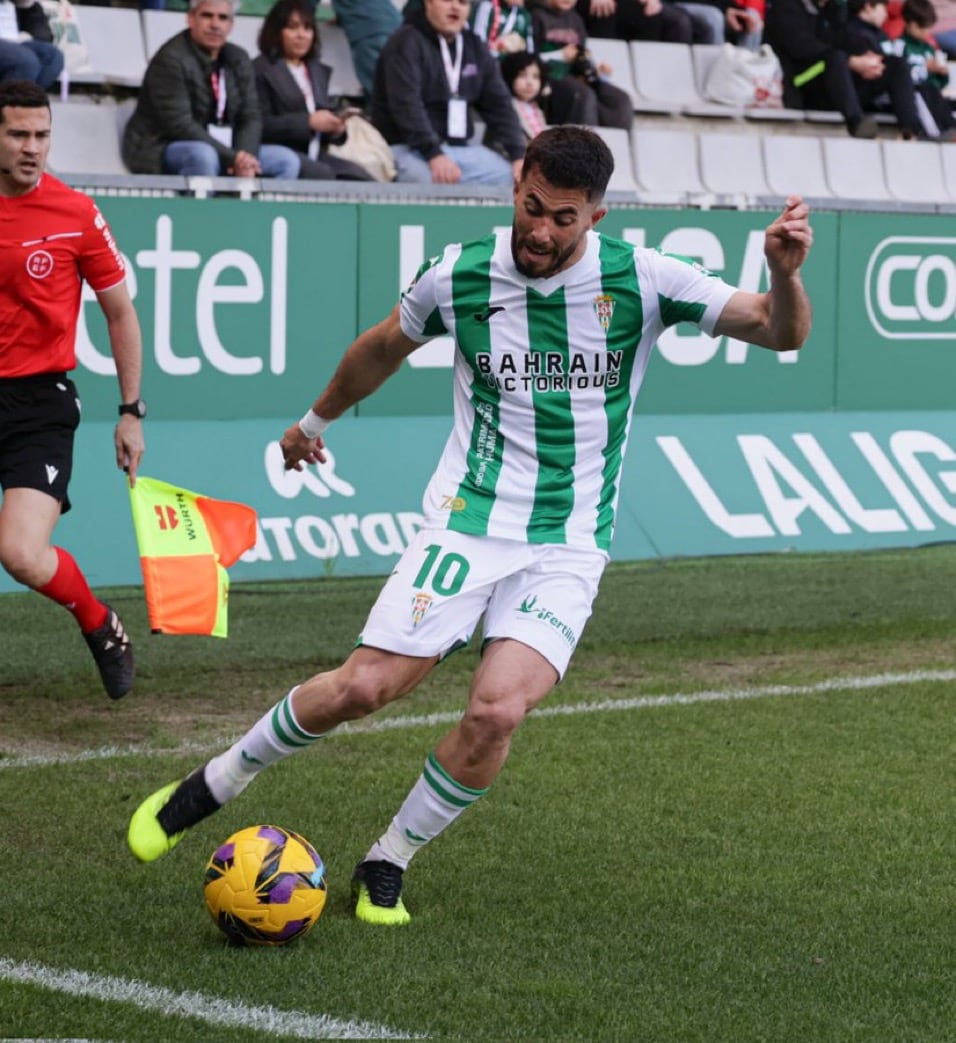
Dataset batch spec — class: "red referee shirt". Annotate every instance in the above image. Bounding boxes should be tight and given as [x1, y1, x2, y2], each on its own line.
[0, 173, 128, 378]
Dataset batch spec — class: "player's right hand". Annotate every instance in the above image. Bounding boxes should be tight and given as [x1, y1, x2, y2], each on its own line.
[280, 422, 327, 471]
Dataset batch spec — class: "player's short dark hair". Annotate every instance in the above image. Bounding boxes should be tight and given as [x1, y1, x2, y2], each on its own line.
[0, 80, 51, 122]
[520, 125, 613, 203]
[258, 0, 318, 60]
[902, 0, 937, 27]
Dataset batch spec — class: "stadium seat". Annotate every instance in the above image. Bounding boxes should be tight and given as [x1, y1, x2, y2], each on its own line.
[631, 128, 709, 204]
[630, 41, 736, 117]
[48, 99, 133, 176]
[697, 131, 771, 199]
[761, 134, 832, 198]
[320, 23, 364, 98]
[68, 7, 148, 88]
[586, 37, 638, 108]
[142, 9, 186, 59]
[881, 140, 948, 205]
[821, 137, 892, 201]
[940, 140, 956, 201]
[593, 127, 638, 193]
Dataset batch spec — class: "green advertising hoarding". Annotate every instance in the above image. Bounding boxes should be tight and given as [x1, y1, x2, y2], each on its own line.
[837, 211, 956, 410]
[7, 410, 953, 596]
[77, 198, 839, 423]
[2, 198, 953, 597]
[78, 197, 358, 421]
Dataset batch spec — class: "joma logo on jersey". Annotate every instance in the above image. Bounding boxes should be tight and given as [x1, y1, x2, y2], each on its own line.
[865, 236, 956, 339]
[440, 495, 466, 511]
[517, 596, 577, 648]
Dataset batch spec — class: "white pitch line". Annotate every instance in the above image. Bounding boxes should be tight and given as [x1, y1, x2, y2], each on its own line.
[2, 668, 954, 772]
[0, 957, 418, 1040]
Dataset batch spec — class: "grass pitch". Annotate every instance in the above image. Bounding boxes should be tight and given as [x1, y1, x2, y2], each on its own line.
[1, 546, 954, 1041]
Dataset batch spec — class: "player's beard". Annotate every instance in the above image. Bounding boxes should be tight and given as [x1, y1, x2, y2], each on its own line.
[511, 225, 581, 280]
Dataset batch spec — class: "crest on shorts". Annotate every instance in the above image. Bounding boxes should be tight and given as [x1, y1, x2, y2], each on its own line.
[411, 590, 433, 628]
[593, 293, 615, 332]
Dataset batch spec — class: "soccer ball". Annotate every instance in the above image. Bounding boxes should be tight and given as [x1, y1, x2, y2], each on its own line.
[203, 824, 327, 946]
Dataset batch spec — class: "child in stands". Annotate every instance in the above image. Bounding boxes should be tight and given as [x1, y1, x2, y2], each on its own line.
[501, 50, 549, 139]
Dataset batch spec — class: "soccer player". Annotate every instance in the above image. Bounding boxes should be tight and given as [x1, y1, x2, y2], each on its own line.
[128, 125, 813, 924]
[0, 80, 145, 700]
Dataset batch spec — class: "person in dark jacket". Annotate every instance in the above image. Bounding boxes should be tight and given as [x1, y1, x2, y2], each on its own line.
[370, 0, 525, 184]
[253, 0, 373, 180]
[844, 0, 938, 136]
[122, 0, 299, 178]
[765, 0, 880, 135]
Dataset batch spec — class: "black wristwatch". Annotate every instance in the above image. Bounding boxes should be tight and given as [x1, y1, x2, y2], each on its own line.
[118, 398, 147, 419]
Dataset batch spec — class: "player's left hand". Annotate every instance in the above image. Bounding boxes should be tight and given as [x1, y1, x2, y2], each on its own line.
[764, 195, 813, 277]
[280, 421, 327, 472]
[115, 416, 145, 486]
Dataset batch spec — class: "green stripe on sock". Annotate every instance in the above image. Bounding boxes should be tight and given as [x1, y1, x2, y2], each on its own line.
[271, 698, 315, 749]
[424, 751, 489, 808]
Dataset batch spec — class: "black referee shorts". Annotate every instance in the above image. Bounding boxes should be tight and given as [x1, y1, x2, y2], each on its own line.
[0, 373, 81, 513]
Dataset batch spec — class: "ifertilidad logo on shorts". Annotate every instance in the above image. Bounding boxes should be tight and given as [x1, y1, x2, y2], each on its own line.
[517, 595, 577, 649]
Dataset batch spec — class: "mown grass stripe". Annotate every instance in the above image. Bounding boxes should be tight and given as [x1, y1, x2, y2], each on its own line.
[0, 956, 419, 1040]
[2, 669, 954, 772]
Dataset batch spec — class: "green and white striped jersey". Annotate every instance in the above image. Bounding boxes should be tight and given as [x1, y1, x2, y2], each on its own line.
[400, 228, 736, 552]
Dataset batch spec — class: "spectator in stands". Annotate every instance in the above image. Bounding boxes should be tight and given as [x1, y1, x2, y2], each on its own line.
[472, 0, 537, 55]
[899, 0, 955, 130]
[122, 0, 300, 179]
[572, 0, 710, 47]
[330, 0, 402, 98]
[370, 0, 525, 185]
[844, 0, 937, 136]
[671, 0, 763, 48]
[500, 49, 550, 136]
[766, 0, 880, 136]
[531, 0, 633, 127]
[0, 0, 63, 90]
[253, 0, 374, 179]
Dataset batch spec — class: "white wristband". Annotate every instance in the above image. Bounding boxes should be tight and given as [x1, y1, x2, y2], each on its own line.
[298, 409, 330, 440]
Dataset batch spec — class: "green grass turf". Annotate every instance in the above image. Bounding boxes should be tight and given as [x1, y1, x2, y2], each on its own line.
[1, 546, 954, 1040]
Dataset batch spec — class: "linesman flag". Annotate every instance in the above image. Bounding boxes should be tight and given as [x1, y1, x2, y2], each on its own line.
[128, 476, 258, 637]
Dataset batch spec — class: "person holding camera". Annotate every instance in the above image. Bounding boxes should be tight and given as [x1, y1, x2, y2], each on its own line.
[531, 0, 633, 127]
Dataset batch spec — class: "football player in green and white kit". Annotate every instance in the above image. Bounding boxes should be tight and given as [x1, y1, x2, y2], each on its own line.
[128, 125, 813, 926]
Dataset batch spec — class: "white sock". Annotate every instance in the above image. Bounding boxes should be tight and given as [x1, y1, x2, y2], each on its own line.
[365, 751, 489, 870]
[204, 687, 323, 805]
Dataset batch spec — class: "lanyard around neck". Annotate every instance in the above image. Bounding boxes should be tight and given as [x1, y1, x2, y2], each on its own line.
[438, 33, 464, 95]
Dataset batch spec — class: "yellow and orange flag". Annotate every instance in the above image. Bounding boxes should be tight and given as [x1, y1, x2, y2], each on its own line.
[128, 476, 258, 637]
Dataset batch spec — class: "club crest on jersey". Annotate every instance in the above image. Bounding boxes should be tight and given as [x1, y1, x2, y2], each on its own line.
[593, 293, 615, 332]
[26, 250, 54, 279]
[411, 590, 433, 628]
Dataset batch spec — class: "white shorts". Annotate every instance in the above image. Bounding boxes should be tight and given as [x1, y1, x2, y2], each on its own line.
[360, 529, 607, 678]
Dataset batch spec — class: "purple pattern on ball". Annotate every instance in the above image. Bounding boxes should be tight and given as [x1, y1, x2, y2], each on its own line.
[214, 842, 236, 861]
[257, 825, 287, 844]
[269, 875, 295, 903]
[274, 918, 308, 940]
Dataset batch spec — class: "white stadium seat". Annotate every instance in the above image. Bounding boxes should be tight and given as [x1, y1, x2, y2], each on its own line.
[48, 99, 134, 176]
[594, 127, 638, 193]
[697, 131, 771, 198]
[68, 7, 148, 88]
[631, 128, 708, 204]
[881, 140, 948, 204]
[821, 137, 892, 201]
[761, 135, 832, 198]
